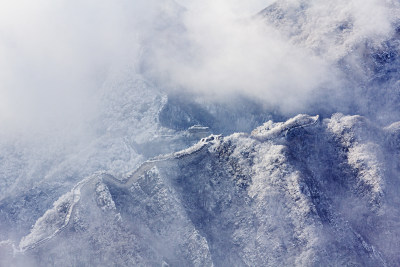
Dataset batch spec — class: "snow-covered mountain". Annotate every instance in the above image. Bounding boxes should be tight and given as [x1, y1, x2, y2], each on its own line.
[1, 0, 400, 266]
[2, 113, 400, 266]
[260, 0, 400, 122]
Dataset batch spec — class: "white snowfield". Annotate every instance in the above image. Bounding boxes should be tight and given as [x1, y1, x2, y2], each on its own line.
[105, 134, 222, 188]
[16, 135, 223, 253]
[18, 175, 94, 252]
[1, 0, 400, 265]
[251, 114, 319, 140]
[6, 113, 400, 266]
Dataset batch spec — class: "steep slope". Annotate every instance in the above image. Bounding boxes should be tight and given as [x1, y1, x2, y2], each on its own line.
[3, 114, 399, 266]
[2, 1, 400, 266]
[0, 70, 188, 245]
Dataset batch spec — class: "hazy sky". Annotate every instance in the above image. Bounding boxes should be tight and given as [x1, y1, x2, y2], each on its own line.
[145, 0, 338, 112]
[150, 0, 400, 115]
[0, 0, 399, 135]
[0, 0, 156, 133]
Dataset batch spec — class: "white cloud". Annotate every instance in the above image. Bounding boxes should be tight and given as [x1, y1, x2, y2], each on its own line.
[143, 0, 400, 115]
[0, 0, 399, 132]
[0, 0, 159, 133]
[144, 0, 341, 113]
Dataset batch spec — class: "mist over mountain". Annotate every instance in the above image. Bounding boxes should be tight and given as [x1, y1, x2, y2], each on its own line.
[1, 0, 400, 266]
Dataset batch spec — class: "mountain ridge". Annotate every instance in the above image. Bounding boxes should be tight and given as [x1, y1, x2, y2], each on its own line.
[3, 113, 399, 266]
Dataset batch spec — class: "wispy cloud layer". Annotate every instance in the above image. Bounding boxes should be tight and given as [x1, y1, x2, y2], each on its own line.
[0, 0, 399, 134]
[145, 0, 337, 113]
[0, 0, 157, 133]
[144, 0, 399, 115]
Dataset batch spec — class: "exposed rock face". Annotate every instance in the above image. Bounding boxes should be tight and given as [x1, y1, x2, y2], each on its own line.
[7, 114, 399, 266]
